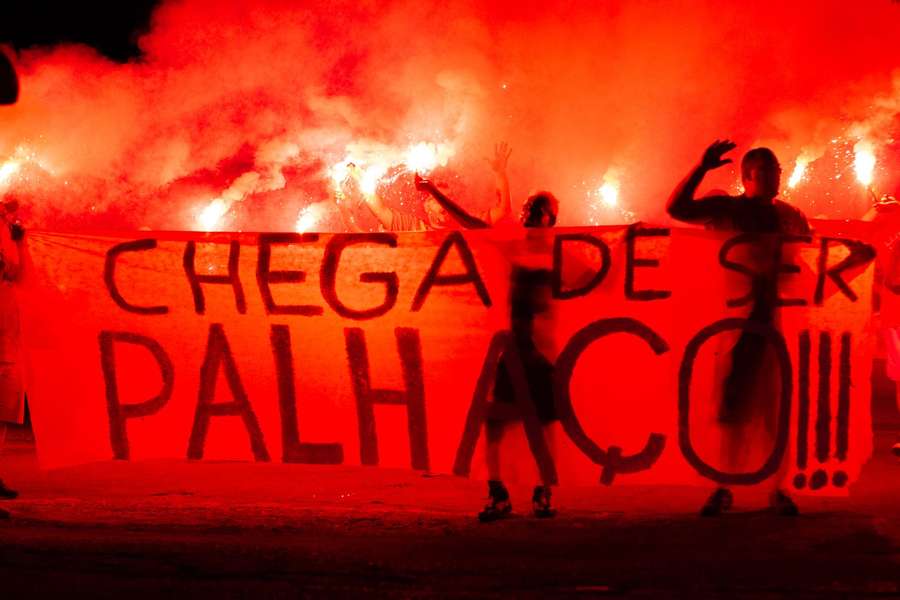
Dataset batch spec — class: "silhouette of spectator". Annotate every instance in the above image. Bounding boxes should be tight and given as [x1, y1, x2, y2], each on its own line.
[0, 50, 20, 517]
[360, 142, 512, 232]
[863, 195, 900, 457]
[420, 155, 563, 519]
[668, 140, 809, 516]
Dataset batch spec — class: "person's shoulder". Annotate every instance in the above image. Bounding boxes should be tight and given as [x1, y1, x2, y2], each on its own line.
[700, 192, 737, 202]
[774, 200, 810, 233]
[693, 193, 738, 229]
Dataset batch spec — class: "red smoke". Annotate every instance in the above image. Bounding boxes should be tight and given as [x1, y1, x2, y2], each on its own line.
[0, 0, 899, 231]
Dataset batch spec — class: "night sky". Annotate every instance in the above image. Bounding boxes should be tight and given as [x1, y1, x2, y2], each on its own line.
[0, 1, 159, 61]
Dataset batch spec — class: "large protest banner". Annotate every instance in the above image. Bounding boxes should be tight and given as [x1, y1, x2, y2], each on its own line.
[16, 223, 877, 493]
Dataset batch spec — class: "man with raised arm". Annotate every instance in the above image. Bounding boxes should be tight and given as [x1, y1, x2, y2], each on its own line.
[668, 140, 809, 517]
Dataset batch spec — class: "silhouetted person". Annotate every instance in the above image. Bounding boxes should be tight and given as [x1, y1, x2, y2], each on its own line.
[361, 142, 513, 232]
[668, 140, 809, 517]
[0, 50, 20, 518]
[863, 194, 900, 457]
[420, 164, 561, 519]
[482, 192, 559, 521]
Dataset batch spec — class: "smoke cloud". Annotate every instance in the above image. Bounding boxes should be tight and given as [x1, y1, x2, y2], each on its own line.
[1, 0, 899, 231]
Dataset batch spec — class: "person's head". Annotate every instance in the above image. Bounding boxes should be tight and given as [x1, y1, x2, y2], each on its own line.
[521, 191, 559, 227]
[424, 195, 448, 228]
[0, 51, 18, 106]
[1, 198, 18, 215]
[741, 147, 781, 201]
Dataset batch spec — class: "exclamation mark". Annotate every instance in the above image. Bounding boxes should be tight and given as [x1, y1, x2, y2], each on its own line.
[832, 332, 851, 488]
[793, 331, 811, 490]
[810, 332, 831, 490]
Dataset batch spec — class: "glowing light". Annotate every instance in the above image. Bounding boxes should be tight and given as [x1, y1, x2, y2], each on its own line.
[0, 145, 52, 189]
[402, 141, 454, 174]
[330, 160, 352, 190]
[359, 163, 387, 196]
[329, 140, 454, 201]
[196, 199, 229, 230]
[787, 158, 808, 189]
[598, 182, 619, 208]
[0, 159, 21, 188]
[404, 143, 439, 173]
[295, 202, 325, 233]
[853, 141, 876, 187]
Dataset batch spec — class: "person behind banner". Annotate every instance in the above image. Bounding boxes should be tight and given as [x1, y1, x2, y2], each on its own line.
[862, 194, 900, 457]
[668, 140, 810, 517]
[0, 50, 20, 517]
[0, 200, 24, 502]
[360, 142, 513, 232]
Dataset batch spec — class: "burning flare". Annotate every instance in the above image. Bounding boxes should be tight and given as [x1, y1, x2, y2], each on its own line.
[330, 140, 454, 201]
[787, 157, 809, 189]
[403, 142, 454, 174]
[598, 182, 619, 208]
[853, 141, 876, 187]
[196, 199, 229, 231]
[0, 158, 20, 188]
[295, 202, 326, 233]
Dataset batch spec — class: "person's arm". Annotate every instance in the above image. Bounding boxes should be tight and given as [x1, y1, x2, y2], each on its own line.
[0, 219, 20, 281]
[346, 165, 394, 230]
[359, 191, 396, 231]
[415, 174, 489, 229]
[667, 139, 735, 223]
[887, 244, 900, 294]
[487, 142, 512, 225]
[334, 193, 363, 233]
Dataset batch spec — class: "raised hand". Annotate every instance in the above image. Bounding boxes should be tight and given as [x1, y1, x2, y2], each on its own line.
[700, 139, 737, 171]
[487, 142, 512, 174]
[876, 195, 900, 213]
[414, 172, 435, 192]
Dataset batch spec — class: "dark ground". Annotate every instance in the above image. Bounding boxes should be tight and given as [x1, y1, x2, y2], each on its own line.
[2, 367, 900, 598]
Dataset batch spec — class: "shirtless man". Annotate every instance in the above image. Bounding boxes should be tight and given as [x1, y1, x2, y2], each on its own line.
[668, 140, 809, 516]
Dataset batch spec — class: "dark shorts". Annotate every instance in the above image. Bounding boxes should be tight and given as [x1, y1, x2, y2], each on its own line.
[719, 330, 778, 432]
[491, 349, 557, 425]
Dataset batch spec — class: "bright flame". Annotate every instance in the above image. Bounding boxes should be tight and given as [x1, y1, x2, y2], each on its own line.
[196, 198, 229, 230]
[787, 157, 809, 189]
[359, 163, 387, 196]
[404, 143, 437, 173]
[330, 160, 352, 190]
[295, 202, 325, 233]
[330, 140, 453, 200]
[598, 182, 619, 208]
[0, 145, 52, 189]
[854, 141, 876, 187]
[0, 159, 21, 188]
[403, 142, 454, 174]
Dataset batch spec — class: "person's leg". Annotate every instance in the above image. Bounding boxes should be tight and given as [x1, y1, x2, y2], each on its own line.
[532, 423, 556, 518]
[767, 437, 799, 515]
[702, 333, 765, 517]
[894, 382, 900, 457]
[479, 421, 511, 522]
[701, 424, 740, 517]
[0, 422, 16, 501]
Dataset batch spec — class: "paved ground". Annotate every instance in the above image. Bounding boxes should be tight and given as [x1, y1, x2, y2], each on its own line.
[1, 371, 899, 598]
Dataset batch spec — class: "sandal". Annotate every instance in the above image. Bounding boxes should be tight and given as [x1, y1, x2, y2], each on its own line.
[700, 487, 733, 517]
[479, 481, 512, 522]
[532, 485, 556, 518]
